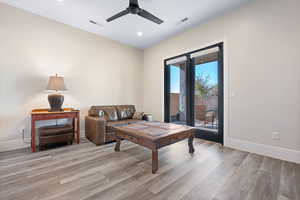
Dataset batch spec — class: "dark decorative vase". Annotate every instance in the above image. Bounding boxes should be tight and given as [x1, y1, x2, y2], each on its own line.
[48, 93, 64, 112]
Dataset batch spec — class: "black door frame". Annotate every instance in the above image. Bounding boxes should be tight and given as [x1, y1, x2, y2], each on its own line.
[164, 42, 224, 145]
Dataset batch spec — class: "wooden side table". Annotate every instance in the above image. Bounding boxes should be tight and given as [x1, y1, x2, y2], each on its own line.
[31, 108, 80, 152]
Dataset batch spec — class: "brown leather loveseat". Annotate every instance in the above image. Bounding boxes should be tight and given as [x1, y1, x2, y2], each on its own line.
[85, 105, 149, 145]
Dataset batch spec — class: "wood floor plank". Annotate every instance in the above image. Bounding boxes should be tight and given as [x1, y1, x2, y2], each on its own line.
[0, 138, 299, 200]
[244, 157, 282, 200]
[129, 141, 214, 189]
[59, 155, 150, 200]
[1, 148, 145, 199]
[279, 161, 298, 200]
[1, 145, 134, 192]
[181, 149, 248, 200]
[0, 143, 137, 188]
[118, 186, 155, 200]
[0, 139, 92, 164]
[0, 146, 144, 197]
[212, 153, 264, 200]
[148, 145, 236, 200]
[295, 163, 300, 200]
[43, 164, 144, 200]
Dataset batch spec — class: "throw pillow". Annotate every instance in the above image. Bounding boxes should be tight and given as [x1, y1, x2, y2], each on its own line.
[132, 112, 144, 120]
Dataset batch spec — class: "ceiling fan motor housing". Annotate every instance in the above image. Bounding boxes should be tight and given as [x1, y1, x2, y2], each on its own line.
[128, 6, 140, 14]
[106, 0, 163, 24]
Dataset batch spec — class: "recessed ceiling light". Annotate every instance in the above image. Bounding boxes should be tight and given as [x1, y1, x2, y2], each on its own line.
[137, 31, 143, 37]
[57, 0, 64, 2]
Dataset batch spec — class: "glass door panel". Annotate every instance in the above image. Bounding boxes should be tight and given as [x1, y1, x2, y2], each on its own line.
[164, 43, 223, 144]
[166, 57, 187, 124]
[192, 47, 221, 141]
[194, 61, 218, 132]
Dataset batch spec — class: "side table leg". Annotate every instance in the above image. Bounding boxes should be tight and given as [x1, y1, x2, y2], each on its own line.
[188, 134, 195, 154]
[31, 119, 36, 153]
[152, 150, 158, 174]
[115, 137, 121, 152]
[72, 118, 75, 144]
[76, 114, 80, 144]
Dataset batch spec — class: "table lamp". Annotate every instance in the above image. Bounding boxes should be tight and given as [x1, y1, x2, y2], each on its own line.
[46, 74, 67, 112]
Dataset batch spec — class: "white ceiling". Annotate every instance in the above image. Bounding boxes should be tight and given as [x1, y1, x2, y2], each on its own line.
[0, 0, 251, 49]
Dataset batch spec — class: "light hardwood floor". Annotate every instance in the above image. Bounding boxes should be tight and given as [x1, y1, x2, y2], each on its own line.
[0, 139, 299, 200]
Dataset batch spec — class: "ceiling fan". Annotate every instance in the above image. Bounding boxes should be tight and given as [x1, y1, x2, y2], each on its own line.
[106, 0, 164, 25]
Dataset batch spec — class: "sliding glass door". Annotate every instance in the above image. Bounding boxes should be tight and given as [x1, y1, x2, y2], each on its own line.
[165, 56, 188, 125]
[164, 43, 223, 144]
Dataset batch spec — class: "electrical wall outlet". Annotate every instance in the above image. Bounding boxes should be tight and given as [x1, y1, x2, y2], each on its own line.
[272, 132, 280, 140]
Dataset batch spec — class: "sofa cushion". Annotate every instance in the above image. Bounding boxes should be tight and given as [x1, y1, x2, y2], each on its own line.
[103, 107, 119, 121]
[106, 119, 143, 132]
[116, 105, 135, 120]
[89, 106, 119, 121]
[88, 109, 100, 117]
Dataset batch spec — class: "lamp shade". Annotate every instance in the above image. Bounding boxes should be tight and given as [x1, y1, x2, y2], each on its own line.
[46, 75, 67, 91]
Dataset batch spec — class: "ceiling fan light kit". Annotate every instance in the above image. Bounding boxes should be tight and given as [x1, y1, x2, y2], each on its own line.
[106, 0, 164, 25]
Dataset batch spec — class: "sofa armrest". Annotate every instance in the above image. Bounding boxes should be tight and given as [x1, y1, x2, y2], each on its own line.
[143, 114, 153, 122]
[85, 116, 107, 145]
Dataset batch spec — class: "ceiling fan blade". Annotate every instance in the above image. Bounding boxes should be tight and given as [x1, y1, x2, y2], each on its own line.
[106, 9, 129, 22]
[129, 0, 139, 6]
[138, 9, 163, 24]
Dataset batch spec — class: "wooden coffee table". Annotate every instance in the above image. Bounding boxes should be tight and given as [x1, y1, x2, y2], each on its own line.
[113, 121, 195, 174]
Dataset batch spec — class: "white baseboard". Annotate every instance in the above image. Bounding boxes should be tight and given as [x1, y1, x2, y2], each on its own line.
[0, 130, 86, 153]
[225, 137, 300, 164]
[0, 139, 30, 152]
[2, 134, 299, 164]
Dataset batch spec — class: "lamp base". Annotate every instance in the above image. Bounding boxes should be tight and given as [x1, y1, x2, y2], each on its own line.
[48, 93, 64, 112]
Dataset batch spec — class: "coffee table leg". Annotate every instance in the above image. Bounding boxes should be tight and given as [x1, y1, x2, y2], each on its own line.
[188, 134, 195, 153]
[152, 150, 158, 174]
[115, 137, 121, 152]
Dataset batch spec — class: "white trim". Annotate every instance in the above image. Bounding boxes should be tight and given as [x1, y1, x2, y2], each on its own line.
[0, 129, 86, 153]
[159, 39, 223, 121]
[2, 132, 299, 164]
[220, 39, 300, 164]
[161, 38, 230, 146]
[162, 38, 226, 61]
[0, 139, 30, 152]
[160, 39, 300, 164]
[161, 38, 229, 123]
[166, 56, 187, 65]
[225, 137, 300, 164]
[223, 38, 229, 148]
[190, 47, 219, 58]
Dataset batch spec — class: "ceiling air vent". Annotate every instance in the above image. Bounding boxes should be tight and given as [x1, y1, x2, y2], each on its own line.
[89, 20, 103, 27]
[181, 17, 188, 22]
[176, 17, 189, 26]
[89, 20, 97, 24]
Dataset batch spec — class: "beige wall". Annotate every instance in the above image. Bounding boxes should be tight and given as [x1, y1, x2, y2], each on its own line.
[0, 3, 143, 150]
[143, 0, 300, 153]
[1, 0, 299, 162]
